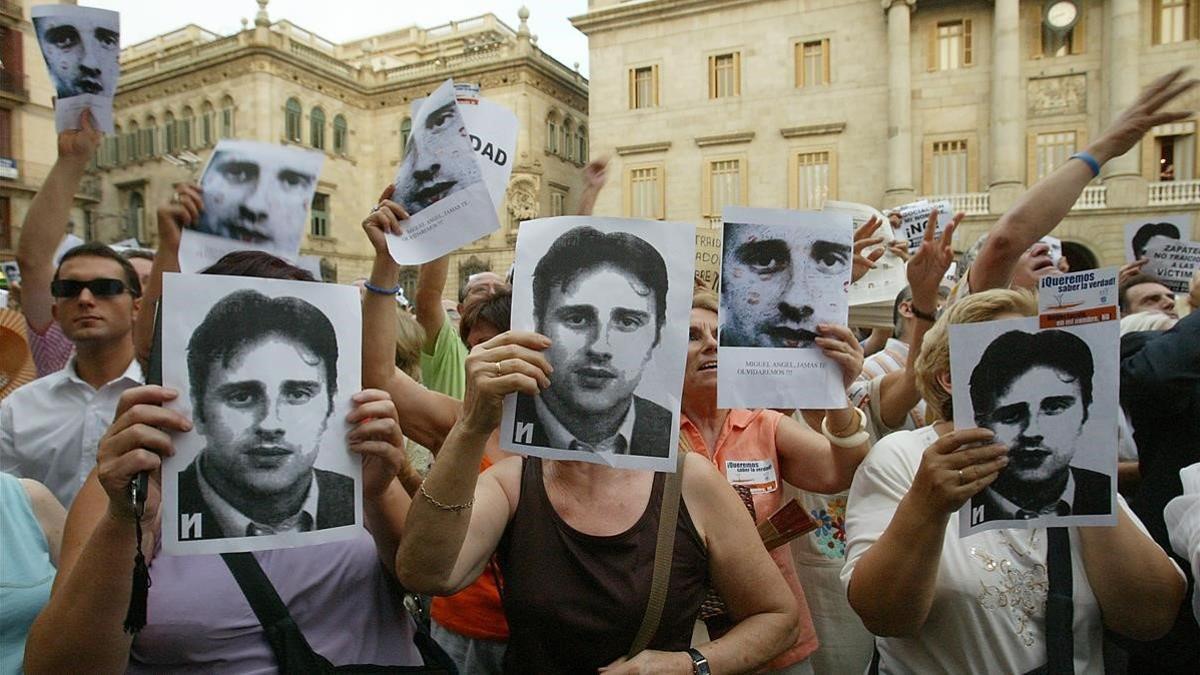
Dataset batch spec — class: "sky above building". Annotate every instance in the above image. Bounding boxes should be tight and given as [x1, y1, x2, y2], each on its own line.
[89, 0, 592, 76]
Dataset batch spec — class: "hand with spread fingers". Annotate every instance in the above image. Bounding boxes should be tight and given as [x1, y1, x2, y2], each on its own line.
[347, 389, 413, 499]
[1088, 67, 1198, 165]
[815, 323, 865, 392]
[96, 385, 194, 524]
[906, 428, 1009, 517]
[362, 184, 410, 259]
[461, 331, 554, 435]
[852, 215, 887, 283]
[907, 209, 962, 311]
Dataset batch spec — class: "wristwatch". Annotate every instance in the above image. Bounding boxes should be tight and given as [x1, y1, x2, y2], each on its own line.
[687, 648, 711, 675]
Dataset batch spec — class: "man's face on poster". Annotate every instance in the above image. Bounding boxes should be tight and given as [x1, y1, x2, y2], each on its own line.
[721, 223, 850, 348]
[199, 150, 316, 247]
[196, 335, 332, 499]
[540, 265, 658, 417]
[35, 13, 119, 99]
[979, 365, 1086, 488]
[393, 99, 482, 215]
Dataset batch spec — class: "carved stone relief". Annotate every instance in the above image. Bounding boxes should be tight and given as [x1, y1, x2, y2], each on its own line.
[1028, 74, 1087, 118]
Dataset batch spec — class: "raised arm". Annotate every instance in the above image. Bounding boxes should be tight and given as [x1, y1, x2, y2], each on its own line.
[394, 331, 552, 595]
[577, 156, 609, 216]
[346, 389, 415, 574]
[360, 190, 461, 450]
[877, 211, 961, 429]
[971, 68, 1196, 292]
[134, 183, 200, 363]
[24, 386, 191, 674]
[415, 255, 450, 353]
[16, 110, 101, 332]
[846, 428, 1006, 636]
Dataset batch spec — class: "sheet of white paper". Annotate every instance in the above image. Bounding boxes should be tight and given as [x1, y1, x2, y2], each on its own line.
[178, 140, 325, 272]
[498, 216, 693, 473]
[53, 233, 85, 265]
[1123, 213, 1194, 262]
[951, 302, 1119, 538]
[385, 79, 516, 265]
[1145, 238, 1200, 294]
[893, 199, 953, 254]
[1040, 235, 1063, 265]
[718, 207, 851, 409]
[31, 5, 119, 133]
[160, 273, 363, 555]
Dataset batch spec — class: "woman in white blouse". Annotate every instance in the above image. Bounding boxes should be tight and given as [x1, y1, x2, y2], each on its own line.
[841, 289, 1185, 674]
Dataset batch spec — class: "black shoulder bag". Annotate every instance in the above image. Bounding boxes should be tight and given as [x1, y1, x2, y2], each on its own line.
[221, 552, 457, 674]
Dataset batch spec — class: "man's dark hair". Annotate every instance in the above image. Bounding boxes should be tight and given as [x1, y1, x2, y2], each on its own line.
[202, 251, 315, 281]
[1118, 273, 1167, 314]
[532, 226, 668, 344]
[892, 286, 914, 337]
[54, 241, 143, 297]
[1131, 222, 1180, 259]
[187, 288, 337, 421]
[460, 287, 512, 347]
[122, 249, 156, 263]
[969, 329, 1094, 426]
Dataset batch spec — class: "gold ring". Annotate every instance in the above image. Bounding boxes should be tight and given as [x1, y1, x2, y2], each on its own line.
[170, 193, 181, 204]
[958, 469, 966, 484]
[495, 361, 503, 376]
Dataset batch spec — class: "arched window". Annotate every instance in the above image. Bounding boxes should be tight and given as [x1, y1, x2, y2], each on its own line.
[110, 123, 122, 165]
[562, 119, 574, 161]
[546, 112, 559, 154]
[143, 116, 157, 156]
[126, 121, 140, 160]
[577, 126, 588, 163]
[180, 106, 194, 150]
[333, 114, 348, 155]
[164, 112, 178, 154]
[310, 107, 325, 150]
[285, 98, 302, 142]
[127, 191, 144, 239]
[200, 101, 215, 146]
[220, 96, 235, 138]
[400, 117, 412, 158]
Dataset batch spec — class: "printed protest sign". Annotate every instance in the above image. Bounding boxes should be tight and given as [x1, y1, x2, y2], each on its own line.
[32, 4, 120, 133]
[1145, 238, 1200, 294]
[892, 199, 953, 255]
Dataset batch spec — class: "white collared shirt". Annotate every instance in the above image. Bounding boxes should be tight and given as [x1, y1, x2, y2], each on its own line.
[982, 470, 1078, 519]
[195, 458, 321, 537]
[0, 355, 143, 506]
[534, 395, 637, 454]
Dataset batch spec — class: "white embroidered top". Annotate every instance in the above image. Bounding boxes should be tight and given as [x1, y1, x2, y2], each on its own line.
[842, 426, 1155, 675]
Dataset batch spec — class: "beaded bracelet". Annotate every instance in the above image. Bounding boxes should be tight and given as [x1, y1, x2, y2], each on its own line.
[363, 281, 401, 296]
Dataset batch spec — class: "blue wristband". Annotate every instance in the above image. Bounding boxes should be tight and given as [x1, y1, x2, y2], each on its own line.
[363, 281, 400, 296]
[1069, 151, 1101, 177]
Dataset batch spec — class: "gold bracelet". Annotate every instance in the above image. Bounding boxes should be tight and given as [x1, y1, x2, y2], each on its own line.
[418, 482, 474, 512]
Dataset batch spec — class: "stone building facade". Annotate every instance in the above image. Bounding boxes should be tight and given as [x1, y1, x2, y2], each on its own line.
[2, 0, 97, 261]
[93, 3, 588, 293]
[572, 0, 1200, 270]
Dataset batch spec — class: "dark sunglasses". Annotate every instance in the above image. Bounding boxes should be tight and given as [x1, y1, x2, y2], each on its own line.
[50, 278, 136, 299]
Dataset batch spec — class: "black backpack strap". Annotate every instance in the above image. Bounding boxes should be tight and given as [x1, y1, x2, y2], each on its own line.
[1045, 527, 1075, 675]
[221, 552, 332, 673]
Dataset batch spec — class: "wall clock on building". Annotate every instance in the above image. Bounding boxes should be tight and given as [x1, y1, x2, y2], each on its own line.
[1044, 0, 1080, 33]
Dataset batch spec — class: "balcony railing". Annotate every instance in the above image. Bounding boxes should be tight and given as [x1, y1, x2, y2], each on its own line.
[0, 71, 28, 99]
[1148, 179, 1200, 206]
[920, 193, 989, 215]
[1073, 185, 1107, 210]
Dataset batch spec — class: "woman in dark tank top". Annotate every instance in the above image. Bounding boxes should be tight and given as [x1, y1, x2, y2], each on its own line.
[395, 330, 799, 673]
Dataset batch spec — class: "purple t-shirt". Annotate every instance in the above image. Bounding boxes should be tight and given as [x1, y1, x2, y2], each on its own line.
[129, 532, 421, 673]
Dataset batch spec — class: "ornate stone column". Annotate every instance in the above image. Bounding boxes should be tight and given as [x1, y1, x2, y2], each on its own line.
[883, 0, 917, 206]
[1103, 0, 1146, 207]
[989, 0, 1023, 212]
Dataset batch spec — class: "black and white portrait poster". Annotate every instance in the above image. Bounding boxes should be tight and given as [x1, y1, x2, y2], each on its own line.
[31, 5, 119, 133]
[1145, 237, 1200, 294]
[385, 78, 517, 265]
[499, 216, 694, 473]
[950, 307, 1118, 537]
[178, 140, 325, 272]
[160, 273, 363, 555]
[1123, 213, 1193, 262]
[717, 206, 852, 409]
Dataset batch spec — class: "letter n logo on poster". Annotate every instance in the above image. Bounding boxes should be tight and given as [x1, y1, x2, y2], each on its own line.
[514, 422, 534, 445]
[181, 513, 202, 540]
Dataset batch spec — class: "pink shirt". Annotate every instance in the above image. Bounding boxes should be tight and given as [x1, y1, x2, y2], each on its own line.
[25, 319, 73, 378]
[680, 409, 819, 667]
[129, 532, 421, 673]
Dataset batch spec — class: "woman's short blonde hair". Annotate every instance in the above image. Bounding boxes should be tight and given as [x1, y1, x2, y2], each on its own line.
[395, 310, 426, 380]
[693, 289, 719, 314]
[915, 288, 1037, 422]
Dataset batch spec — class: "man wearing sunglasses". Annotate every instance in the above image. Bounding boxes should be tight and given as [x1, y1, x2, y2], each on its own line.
[0, 242, 143, 506]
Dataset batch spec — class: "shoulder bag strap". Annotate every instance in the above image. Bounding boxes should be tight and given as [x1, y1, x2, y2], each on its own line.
[221, 552, 332, 673]
[628, 439, 690, 658]
[1044, 527, 1075, 675]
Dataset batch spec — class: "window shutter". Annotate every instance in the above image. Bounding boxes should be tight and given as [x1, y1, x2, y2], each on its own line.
[927, 24, 938, 71]
[822, 39, 831, 84]
[708, 55, 716, 99]
[628, 69, 635, 109]
[1152, 0, 1162, 44]
[1071, 7, 1086, 54]
[963, 19, 974, 65]
[734, 52, 742, 95]
[1192, 0, 1200, 40]
[1030, 6, 1045, 58]
[795, 42, 803, 87]
[652, 64, 660, 106]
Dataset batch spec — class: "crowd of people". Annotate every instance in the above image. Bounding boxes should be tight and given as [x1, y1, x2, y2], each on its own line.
[0, 66, 1198, 675]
